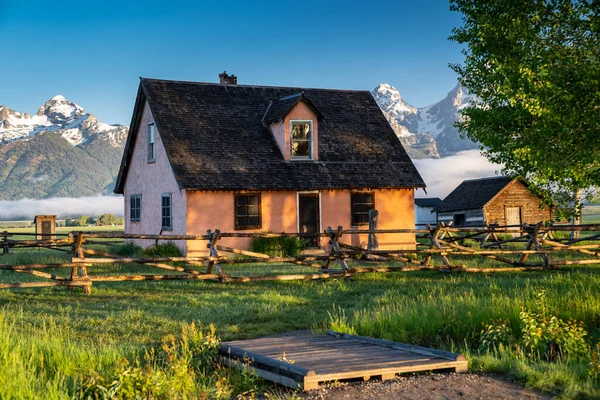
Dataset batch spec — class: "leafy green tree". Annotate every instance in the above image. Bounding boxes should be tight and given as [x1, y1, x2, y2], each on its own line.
[76, 215, 91, 227]
[449, 0, 600, 228]
[97, 213, 123, 226]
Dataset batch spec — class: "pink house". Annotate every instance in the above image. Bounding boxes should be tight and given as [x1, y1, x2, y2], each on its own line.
[114, 73, 426, 255]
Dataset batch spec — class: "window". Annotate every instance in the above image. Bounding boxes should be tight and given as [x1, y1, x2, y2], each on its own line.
[235, 194, 262, 230]
[130, 195, 141, 222]
[161, 193, 172, 230]
[290, 120, 312, 159]
[351, 192, 374, 226]
[147, 123, 156, 162]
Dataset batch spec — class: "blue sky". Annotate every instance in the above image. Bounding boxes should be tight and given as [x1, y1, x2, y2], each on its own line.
[1, 0, 464, 125]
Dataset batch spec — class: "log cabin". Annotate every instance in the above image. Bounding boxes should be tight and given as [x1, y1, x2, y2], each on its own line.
[114, 73, 426, 255]
[434, 176, 552, 227]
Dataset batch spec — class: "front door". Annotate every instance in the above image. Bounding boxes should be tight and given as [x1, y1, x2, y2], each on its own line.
[299, 194, 320, 248]
[506, 207, 522, 226]
[41, 221, 51, 238]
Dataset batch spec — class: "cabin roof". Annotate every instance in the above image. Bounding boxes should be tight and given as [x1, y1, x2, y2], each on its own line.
[115, 78, 425, 193]
[415, 198, 442, 208]
[434, 176, 514, 213]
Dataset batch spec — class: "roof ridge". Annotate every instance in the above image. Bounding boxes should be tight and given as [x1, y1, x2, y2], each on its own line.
[139, 77, 372, 93]
[462, 175, 511, 183]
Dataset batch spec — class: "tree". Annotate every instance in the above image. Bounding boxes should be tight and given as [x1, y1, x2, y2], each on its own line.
[449, 0, 600, 229]
[76, 215, 91, 227]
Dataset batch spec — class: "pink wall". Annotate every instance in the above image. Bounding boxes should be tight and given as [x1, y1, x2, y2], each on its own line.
[185, 188, 415, 256]
[122, 101, 187, 252]
[268, 101, 319, 160]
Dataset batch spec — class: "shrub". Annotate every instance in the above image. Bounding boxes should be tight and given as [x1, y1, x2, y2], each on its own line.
[113, 242, 143, 257]
[142, 242, 183, 257]
[251, 234, 308, 257]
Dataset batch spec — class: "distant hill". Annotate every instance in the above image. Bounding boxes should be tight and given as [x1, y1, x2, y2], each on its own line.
[0, 96, 127, 200]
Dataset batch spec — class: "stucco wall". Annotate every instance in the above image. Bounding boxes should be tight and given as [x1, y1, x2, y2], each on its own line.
[268, 101, 319, 160]
[186, 188, 415, 256]
[122, 101, 187, 252]
[484, 180, 552, 225]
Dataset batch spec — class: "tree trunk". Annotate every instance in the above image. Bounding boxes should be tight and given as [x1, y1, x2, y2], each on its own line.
[570, 188, 582, 239]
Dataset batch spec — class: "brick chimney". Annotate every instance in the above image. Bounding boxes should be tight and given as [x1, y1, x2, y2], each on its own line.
[219, 71, 237, 85]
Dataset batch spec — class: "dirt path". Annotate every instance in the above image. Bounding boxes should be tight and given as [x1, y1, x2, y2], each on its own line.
[300, 373, 552, 400]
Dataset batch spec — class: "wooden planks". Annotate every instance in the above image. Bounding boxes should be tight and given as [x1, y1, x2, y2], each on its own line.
[221, 330, 468, 391]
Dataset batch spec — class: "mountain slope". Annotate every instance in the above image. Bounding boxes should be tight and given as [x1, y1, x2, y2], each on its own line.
[372, 83, 479, 157]
[0, 96, 127, 200]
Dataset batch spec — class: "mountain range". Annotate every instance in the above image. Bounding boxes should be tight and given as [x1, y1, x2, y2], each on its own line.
[0, 96, 127, 200]
[372, 82, 478, 158]
[0, 83, 477, 201]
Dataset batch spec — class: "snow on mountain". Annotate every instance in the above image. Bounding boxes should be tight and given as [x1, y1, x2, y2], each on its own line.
[372, 82, 478, 157]
[0, 96, 128, 147]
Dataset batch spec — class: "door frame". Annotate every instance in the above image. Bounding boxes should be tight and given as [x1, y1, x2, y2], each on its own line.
[296, 191, 322, 242]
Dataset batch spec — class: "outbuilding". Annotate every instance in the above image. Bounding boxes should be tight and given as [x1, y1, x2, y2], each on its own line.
[415, 198, 441, 226]
[33, 215, 56, 240]
[434, 176, 552, 227]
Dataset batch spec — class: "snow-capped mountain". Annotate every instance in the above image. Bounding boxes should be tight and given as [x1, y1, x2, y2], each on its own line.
[372, 82, 479, 157]
[0, 95, 127, 147]
[0, 96, 128, 200]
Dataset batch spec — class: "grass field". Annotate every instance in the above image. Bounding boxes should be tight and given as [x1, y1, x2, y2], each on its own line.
[1, 224, 600, 398]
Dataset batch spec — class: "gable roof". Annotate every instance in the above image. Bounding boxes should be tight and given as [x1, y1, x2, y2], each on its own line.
[415, 198, 442, 208]
[434, 176, 514, 213]
[115, 78, 426, 194]
[262, 92, 323, 124]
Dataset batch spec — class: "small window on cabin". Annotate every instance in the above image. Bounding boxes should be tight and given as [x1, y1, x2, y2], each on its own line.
[130, 195, 141, 222]
[351, 192, 374, 226]
[291, 120, 312, 159]
[235, 194, 262, 230]
[161, 193, 172, 230]
[148, 123, 156, 162]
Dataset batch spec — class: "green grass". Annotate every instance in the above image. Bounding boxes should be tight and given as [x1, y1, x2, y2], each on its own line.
[1, 231, 600, 398]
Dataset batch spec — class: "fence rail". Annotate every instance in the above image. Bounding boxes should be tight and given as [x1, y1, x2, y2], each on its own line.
[2, 222, 600, 294]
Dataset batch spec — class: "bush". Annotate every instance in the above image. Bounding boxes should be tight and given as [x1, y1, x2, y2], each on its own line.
[251, 234, 308, 257]
[142, 242, 183, 258]
[113, 242, 143, 257]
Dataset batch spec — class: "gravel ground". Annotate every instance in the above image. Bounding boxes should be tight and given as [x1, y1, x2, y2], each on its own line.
[300, 373, 552, 400]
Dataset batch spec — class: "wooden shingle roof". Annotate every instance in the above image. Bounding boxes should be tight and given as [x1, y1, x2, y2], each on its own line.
[434, 176, 514, 213]
[415, 198, 442, 208]
[115, 78, 426, 193]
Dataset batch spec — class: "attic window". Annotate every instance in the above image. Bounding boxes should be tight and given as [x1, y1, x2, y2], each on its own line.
[147, 123, 156, 162]
[291, 120, 312, 159]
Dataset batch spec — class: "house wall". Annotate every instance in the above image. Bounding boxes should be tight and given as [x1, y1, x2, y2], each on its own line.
[415, 206, 437, 226]
[483, 180, 552, 226]
[185, 188, 415, 255]
[122, 101, 187, 252]
[437, 210, 484, 226]
[268, 101, 319, 160]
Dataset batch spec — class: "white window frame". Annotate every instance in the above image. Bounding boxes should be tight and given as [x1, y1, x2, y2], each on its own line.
[147, 122, 156, 163]
[130, 194, 142, 222]
[290, 120, 313, 160]
[161, 193, 172, 231]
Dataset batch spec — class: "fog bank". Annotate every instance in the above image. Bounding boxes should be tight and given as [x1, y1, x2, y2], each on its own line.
[413, 150, 502, 199]
[0, 195, 123, 220]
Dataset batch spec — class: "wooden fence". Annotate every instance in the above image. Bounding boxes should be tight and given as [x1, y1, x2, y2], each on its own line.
[2, 222, 600, 294]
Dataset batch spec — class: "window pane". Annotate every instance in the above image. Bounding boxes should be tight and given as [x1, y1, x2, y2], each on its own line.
[236, 196, 248, 206]
[292, 140, 310, 157]
[292, 123, 310, 140]
[248, 216, 260, 227]
[248, 205, 259, 216]
[248, 195, 259, 206]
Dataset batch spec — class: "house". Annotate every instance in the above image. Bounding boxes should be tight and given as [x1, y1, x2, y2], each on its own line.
[414, 198, 441, 226]
[434, 176, 552, 227]
[114, 73, 426, 255]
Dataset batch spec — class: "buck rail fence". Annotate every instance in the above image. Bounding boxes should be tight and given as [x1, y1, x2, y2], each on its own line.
[2, 222, 600, 294]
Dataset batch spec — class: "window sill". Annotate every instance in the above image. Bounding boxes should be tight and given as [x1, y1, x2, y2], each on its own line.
[147, 160, 156, 164]
[234, 226, 262, 231]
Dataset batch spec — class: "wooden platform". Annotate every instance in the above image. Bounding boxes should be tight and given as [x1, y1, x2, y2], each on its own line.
[220, 330, 468, 391]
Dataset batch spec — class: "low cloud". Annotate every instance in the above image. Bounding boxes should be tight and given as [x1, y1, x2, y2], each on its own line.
[413, 150, 502, 199]
[0, 195, 124, 221]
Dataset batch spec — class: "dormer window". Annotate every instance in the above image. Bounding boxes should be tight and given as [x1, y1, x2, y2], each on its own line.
[291, 120, 312, 159]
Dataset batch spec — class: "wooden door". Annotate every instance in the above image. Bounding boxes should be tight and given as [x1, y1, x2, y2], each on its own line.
[299, 194, 320, 248]
[505, 207, 521, 226]
[41, 221, 51, 238]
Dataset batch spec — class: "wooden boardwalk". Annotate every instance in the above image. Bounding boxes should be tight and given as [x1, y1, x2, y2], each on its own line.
[221, 330, 468, 391]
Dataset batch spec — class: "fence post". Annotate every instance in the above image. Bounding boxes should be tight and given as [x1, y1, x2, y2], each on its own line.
[206, 229, 222, 276]
[2, 231, 8, 255]
[367, 210, 379, 251]
[324, 226, 349, 273]
[71, 232, 92, 295]
[431, 223, 453, 270]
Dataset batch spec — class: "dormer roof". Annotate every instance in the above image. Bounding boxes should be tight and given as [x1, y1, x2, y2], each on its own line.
[262, 92, 324, 124]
